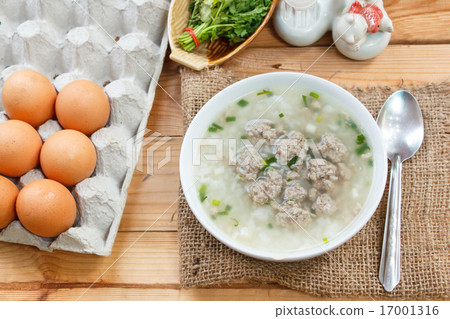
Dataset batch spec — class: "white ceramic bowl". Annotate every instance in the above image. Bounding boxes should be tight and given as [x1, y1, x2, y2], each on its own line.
[180, 72, 387, 261]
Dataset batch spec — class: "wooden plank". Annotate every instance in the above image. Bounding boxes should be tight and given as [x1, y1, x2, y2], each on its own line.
[120, 138, 181, 232]
[0, 288, 376, 301]
[249, 0, 450, 48]
[0, 232, 180, 285]
[147, 54, 184, 137]
[224, 45, 450, 86]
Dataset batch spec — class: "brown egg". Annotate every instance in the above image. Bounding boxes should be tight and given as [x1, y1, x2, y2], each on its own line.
[55, 80, 110, 136]
[0, 176, 19, 229]
[40, 129, 97, 186]
[16, 179, 76, 237]
[1, 69, 57, 128]
[0, 120, 43, 177]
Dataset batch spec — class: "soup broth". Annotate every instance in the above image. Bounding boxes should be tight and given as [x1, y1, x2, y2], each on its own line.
[193, 86, 373, 254]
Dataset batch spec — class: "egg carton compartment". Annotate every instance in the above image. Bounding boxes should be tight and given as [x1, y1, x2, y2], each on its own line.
[0, 0, 169, 256]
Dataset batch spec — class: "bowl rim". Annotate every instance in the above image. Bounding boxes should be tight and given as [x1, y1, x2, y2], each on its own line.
[179, 72, 387, 261]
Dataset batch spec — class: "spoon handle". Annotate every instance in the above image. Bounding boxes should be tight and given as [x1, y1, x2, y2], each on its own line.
[379, 154, 402, 292]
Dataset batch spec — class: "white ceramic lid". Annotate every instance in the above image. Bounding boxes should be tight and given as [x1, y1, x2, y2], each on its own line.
[285, 0, 317, 10]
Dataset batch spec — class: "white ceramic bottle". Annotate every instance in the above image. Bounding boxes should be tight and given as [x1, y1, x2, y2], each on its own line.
[274, 0, 339, 46]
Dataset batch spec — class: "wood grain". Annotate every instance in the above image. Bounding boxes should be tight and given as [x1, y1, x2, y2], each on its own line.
[120, 138, 181, 232]
[250, 0, 450, 48]
[0, 288, 376, 301]
[0, 232, 179, 285]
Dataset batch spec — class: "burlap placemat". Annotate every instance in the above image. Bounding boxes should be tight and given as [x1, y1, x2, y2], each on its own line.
[178, 68, 449, 299]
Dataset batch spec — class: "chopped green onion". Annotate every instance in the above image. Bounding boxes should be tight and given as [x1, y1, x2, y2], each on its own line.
[262, 156, 277, 171]
[345, 118, 359, 133]
[226, 116, 236, 122]
[257, 89, 273, 96]
[355, 143, 370, 155]
[356, 134, 366, 145]
[237, 99, 248, 107]
[212, 199, 220, 206]
[208, 123, 223, 132]
[225, 205, 232, 211]
[262, 166, 272, 173]
[368, 159, 374, 167]
[310, 92, 320, 99]
[218, 211, 229, 216]
[302, 95, 308, 107]
[199, 184, 207, 202]
[240, 135, 246, 139]
[322, 237, 329, 243]
[232, 218, 239, 227]
[287, 155, 299, 168]
[279, 113, 284, 118]
[211, 215, 216, 220]
[265, 157, 277, 165]
[316, 115, 323, 123]
[287, 178, 292, 182]
[268, 223, 273, 229]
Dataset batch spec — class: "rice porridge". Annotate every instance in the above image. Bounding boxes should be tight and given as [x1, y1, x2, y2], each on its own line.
[193, 86, 373, 253]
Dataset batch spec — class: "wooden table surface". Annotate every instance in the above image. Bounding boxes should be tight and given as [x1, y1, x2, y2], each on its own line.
[1, 0, 449, 301]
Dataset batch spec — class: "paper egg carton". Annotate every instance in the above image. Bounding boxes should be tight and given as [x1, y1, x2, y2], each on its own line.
[0, 0, 169, 256]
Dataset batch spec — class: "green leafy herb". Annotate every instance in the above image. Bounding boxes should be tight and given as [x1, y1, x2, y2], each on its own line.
[279, 113, 284, 118]
[302, 94, 308, 107]
[316, 115, 323, 123]
[199, 184, 207, 202]
[237, 99, 249, 107]
[355, 143, 370, 155]
[257, 89, 273, 96]
[262, 156, 277, 171]
[322, 237, 329, 244]
[265, 156, 277, 165]
[218, 211, 229, 216]
[309, 92, 320, 99]
[226, 116, 236, 122]
[287, 155, 299, 169]
[240, 135, 247, 139]
[211, 215, 216, 220]
[268, 223, 273, 229]
[208, 122, 223, 132]
[225, 204, 232, 211]
[368, 159, 374, 167]
[345, 118, 360, 133]
[356, 134, 366, 145]
[212, 199, 220, 206]
[287, 178, 292, 182]
[177, 0, 272, 51]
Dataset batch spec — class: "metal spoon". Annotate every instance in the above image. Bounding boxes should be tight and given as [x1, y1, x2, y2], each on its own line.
[377, 90, 424, 292]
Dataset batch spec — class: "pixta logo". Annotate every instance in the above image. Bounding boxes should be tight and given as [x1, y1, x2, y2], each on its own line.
[126, 128, 171, 177]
